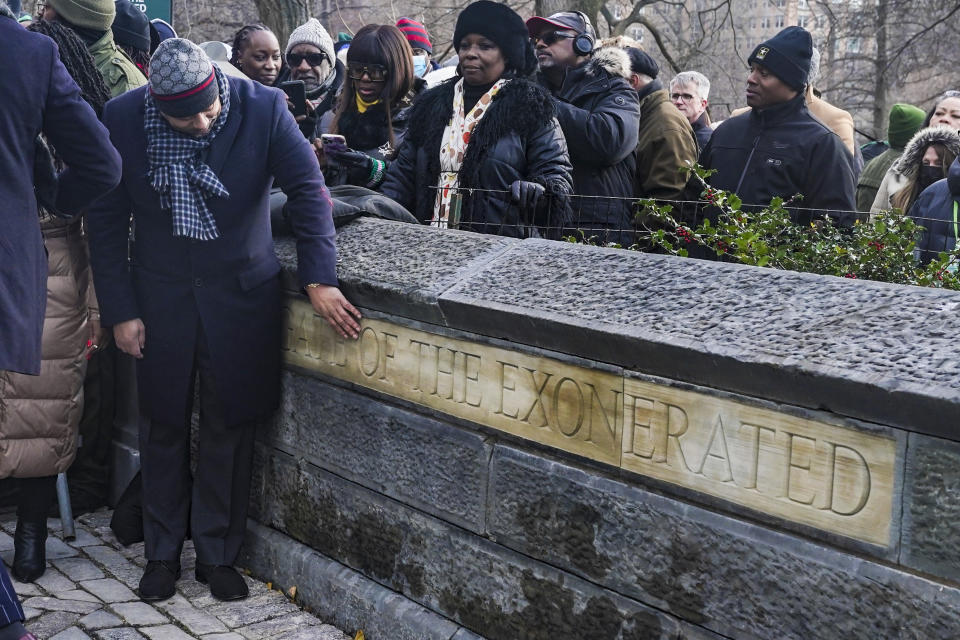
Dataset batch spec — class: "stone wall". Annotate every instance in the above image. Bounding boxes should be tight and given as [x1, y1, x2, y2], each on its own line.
[233, 218, 960, 639]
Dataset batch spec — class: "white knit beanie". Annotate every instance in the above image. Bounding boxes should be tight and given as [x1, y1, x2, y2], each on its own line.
[285, 18, 335, 64]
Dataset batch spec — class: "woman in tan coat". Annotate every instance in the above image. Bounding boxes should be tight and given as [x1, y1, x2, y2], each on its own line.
[0, 21, 111, 582]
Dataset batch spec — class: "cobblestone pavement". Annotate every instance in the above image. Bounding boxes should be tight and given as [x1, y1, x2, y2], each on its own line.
[0, 509, 351, 640]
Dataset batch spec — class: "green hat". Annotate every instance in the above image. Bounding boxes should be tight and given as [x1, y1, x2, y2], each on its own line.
[887, 103, 926, 151]
[49, 0, 115, 31]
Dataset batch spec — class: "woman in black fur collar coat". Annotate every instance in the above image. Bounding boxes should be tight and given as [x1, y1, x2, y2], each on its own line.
[381, 0, 573, 238]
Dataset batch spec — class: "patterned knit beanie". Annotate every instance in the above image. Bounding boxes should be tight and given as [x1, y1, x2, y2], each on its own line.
[285, 18, 335, 64]
[396, 17, 432, 54]
[48, 0, 115, 31]
[149, 38, 218, 117]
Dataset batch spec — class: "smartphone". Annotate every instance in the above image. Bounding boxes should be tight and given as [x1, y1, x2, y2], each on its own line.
[320, 133, 346, 146]
[279, 80, 307, 117]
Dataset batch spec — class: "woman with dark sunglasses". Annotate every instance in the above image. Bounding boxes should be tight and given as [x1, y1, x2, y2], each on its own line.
[380, 0, 573, 238]
[318, 24, 420, 189]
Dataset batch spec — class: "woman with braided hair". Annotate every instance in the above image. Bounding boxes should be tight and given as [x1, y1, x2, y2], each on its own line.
[0, 19, 112, 583]
[28, 20, 111, 115]
[229, 23, 283, 86]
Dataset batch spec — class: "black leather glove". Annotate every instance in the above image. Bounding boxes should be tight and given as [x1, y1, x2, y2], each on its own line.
[510, 180, 545, 211]
[326, 146, 376, 185]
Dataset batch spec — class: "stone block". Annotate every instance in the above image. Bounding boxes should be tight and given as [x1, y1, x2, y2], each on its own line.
[79, 610, 123, 631]
[53, 557, 106, 581]
[249, 450, 687, 639]
[153, 596, 229, 635]
[94, 629, 148, 640]
[242, 521, 484, 640]
[27, 611, 82, 638]
[34, 568, 75, 593]
[50, 628, 93, 640]
[204, 590, 299, 629]
[140, 626, 196, 640]
[902, 433, 960, 582]
[23, 596, 101, 615]
[437, 238, 960, 437]
[80, 579, 137, 604]
[108, 602, 169, 626]
[269, 370, 491, 532]
[278, 219, 517, 324]
[486, 444, 960, 640]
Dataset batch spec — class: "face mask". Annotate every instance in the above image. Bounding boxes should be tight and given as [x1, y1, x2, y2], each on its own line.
[413, 55, 428, 78]
[918, 165, 943, 190]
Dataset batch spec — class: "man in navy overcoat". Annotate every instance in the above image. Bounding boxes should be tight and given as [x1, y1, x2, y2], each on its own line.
[86, 39, 360, 602]
[0, 6, 121, 634]
[0, 5, 121, 377]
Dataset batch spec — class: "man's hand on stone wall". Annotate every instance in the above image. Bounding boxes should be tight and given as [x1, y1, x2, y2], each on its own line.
[306, 285, 362, 340]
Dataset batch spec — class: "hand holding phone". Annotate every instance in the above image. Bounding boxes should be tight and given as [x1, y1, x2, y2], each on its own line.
[279, 80, 307, 117]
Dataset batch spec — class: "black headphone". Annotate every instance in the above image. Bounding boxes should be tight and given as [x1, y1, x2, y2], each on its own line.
[572, 11, 595, 56]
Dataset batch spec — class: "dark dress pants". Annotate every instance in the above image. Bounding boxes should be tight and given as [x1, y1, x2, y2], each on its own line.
[139, 323, 256, 566]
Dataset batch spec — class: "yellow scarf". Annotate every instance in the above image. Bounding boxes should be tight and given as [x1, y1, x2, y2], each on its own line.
[355, 93, 382, 114]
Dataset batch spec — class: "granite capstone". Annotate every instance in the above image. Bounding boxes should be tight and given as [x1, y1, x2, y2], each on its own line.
[435, 237, 960, 437]
[277, 218, 516, 324]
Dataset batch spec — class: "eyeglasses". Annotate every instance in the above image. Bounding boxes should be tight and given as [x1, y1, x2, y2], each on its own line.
[670, 92, 697, 102]
[531, 31, 576, 46]
[347, 62, 388, 81]
[287, 52, 326, 68]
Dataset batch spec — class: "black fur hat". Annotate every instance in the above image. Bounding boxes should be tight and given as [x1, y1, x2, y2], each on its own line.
[453, 0, 537, 76]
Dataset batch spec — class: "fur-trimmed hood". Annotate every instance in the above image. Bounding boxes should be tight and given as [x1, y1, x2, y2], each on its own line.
[585, 45, 633, 80]
[892, 126, 960, 177]
[0, 2, 15, 19]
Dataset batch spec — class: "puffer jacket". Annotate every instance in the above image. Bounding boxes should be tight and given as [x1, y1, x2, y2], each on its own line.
[0, 215, 91, 479]
[702, 92, 856, 226]
[870, 127, 960, 216]
[908, 157, 960, 264]
[381, 77, 573, 238]
[537, 47, 640, 245]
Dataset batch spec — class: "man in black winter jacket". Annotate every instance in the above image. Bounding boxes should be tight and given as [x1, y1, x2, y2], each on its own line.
[700, 27, 856, 227]
[527, 11, 640, 246]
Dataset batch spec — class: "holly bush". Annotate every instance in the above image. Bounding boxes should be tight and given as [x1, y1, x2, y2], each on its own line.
[630, 164, 960, 290]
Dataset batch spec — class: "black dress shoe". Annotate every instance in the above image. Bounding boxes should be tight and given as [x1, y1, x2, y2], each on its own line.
[139, 560, 180, 601]
[13, 518, 48, 582]
[195, 563, 249, 601]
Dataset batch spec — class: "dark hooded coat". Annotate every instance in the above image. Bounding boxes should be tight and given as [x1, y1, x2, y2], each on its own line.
[909, 157, 960, 264]
[381, 77, 573, 238]
[535, 46, 640, 245]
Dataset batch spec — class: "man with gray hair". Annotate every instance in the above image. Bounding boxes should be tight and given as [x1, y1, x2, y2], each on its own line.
[670, 71, 712, 151]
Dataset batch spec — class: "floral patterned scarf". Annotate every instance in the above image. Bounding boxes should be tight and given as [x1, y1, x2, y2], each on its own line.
[431, 78, 507, 227]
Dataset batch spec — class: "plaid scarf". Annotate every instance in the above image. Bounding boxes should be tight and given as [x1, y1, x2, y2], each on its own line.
[144, 67, 231, 241]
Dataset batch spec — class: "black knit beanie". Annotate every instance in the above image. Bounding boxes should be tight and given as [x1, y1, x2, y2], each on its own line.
[453, 0, 537, 76]
[747, 26, 812, 91]
[112, 0, 150, 52]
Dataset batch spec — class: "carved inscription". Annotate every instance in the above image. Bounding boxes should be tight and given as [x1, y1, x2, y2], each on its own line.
[282, 299, 896, 545]
[282, 301, 622, 464]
